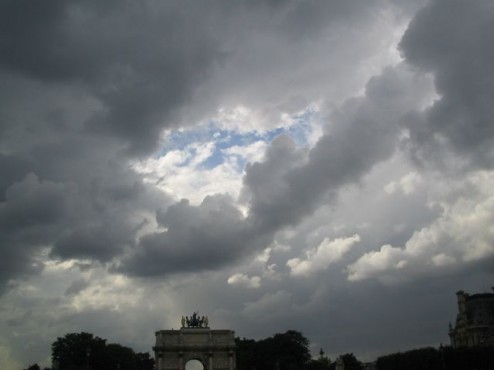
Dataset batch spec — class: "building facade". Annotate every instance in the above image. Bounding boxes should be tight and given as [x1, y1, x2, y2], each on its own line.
[154, 313, 236, 370]
[449, 289, 494, 347]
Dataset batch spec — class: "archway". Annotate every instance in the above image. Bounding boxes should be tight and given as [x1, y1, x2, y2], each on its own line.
[154, 314, 236, 370]
[186, 359, 205, 370]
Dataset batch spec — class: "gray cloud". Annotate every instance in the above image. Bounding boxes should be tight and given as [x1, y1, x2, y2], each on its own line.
[52, 224, 134, 262]
[400, 0, 494, 169]
[0, 173, 75, 241]
[1, 0, 494, 368]
[118, 64, 431, 277]
[245, 64, 431, 232]
[0, 237, 42, 295]
[0, 148, 170, 289]
[111, 0, 436, 280]
[0, 154, 32, 201]
[0, 0, 226, 291]
[117, 195, 271, 276]
[1, 0, 225, 155]
[1, 0, 386, 158]
[64, 278, 89, 296]
[0, 172, 76, 292]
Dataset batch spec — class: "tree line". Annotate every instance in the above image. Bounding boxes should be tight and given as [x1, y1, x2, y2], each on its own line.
[235, 330, 363, 370]
[375, 345, 494, 370]
[24, 332, 154, 370]
[24, 330, 494, 370]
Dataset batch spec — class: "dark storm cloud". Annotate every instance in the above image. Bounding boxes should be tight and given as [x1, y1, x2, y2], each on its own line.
[0, 0, 382, 157]
[0, 237, 42, 295]
[0, 0, 224, 154]
[0, 173, 73, 293]
[0, 0, 70, 80]
[266, 0, 381, 40]
[400, 0, 494, 169]
[0, 154, 32, 201]
[117, 195, 271, 276]
[51, 224, 134, 262]
[0, 146, 169, 290]
[0, 174, 75, 238]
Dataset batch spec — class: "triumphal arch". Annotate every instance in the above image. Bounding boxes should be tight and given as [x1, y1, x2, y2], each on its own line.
[154, 313, 236, 370]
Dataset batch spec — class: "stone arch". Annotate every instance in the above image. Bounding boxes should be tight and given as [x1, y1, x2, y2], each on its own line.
[154, 326, 235, 370]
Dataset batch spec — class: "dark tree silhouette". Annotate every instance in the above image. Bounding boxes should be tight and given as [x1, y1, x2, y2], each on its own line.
[376, 346, 494, 370]
[236, 330, 311, 370]
[339, 353, 363, 370]
[52, 332, 107, 370]
[23, 364, 42, 370]
[135, 352, 155, 370]
[23, 362, 50, 370]
[50, 332, 154, 370]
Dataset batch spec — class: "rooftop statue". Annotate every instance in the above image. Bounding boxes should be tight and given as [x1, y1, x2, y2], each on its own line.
[182, 312, 209, 328]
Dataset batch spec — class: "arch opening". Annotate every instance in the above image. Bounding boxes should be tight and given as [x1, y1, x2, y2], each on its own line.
[185, 359, 204, 370]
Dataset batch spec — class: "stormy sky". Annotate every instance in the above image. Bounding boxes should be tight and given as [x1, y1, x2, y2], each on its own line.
[1, 0, 494, 368]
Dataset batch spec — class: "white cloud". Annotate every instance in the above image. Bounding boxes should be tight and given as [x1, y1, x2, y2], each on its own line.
[347, 244, 407, 282]
[132, 146, 244, 205]
[348, 171, 494, 282]
[215, 106, 270, 133]
[431, 253, 456, 267]
[227, 273, 261, 289]
[287, 234, 360, 276]
[385, 171, 422, 195]
[223, 140, 268, 170]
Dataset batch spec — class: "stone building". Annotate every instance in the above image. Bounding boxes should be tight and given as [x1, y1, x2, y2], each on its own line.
[449, 288, 494, 347]
[154, 313, 236, 370]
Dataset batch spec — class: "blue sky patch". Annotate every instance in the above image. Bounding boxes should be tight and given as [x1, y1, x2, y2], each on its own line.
[158, 108, 318, 170]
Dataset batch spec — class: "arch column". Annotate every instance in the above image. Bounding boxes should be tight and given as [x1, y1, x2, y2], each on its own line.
[157, 352, 163, 370]
[179, 352, 184, 370]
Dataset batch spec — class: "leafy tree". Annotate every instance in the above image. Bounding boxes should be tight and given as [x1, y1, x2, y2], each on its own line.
[23, 364, 41, 370]
[340, 353, 363, 370]
[236, 330, 311, 370]
[51, 332, 154, 370]
[235, 337, 257, 370]
[52, 332, 107, 370]
[105, 343, 137, 370]
[135, 352, 155, 370]
[272, 330, 311, 370]
[377, 347, 442, 370]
